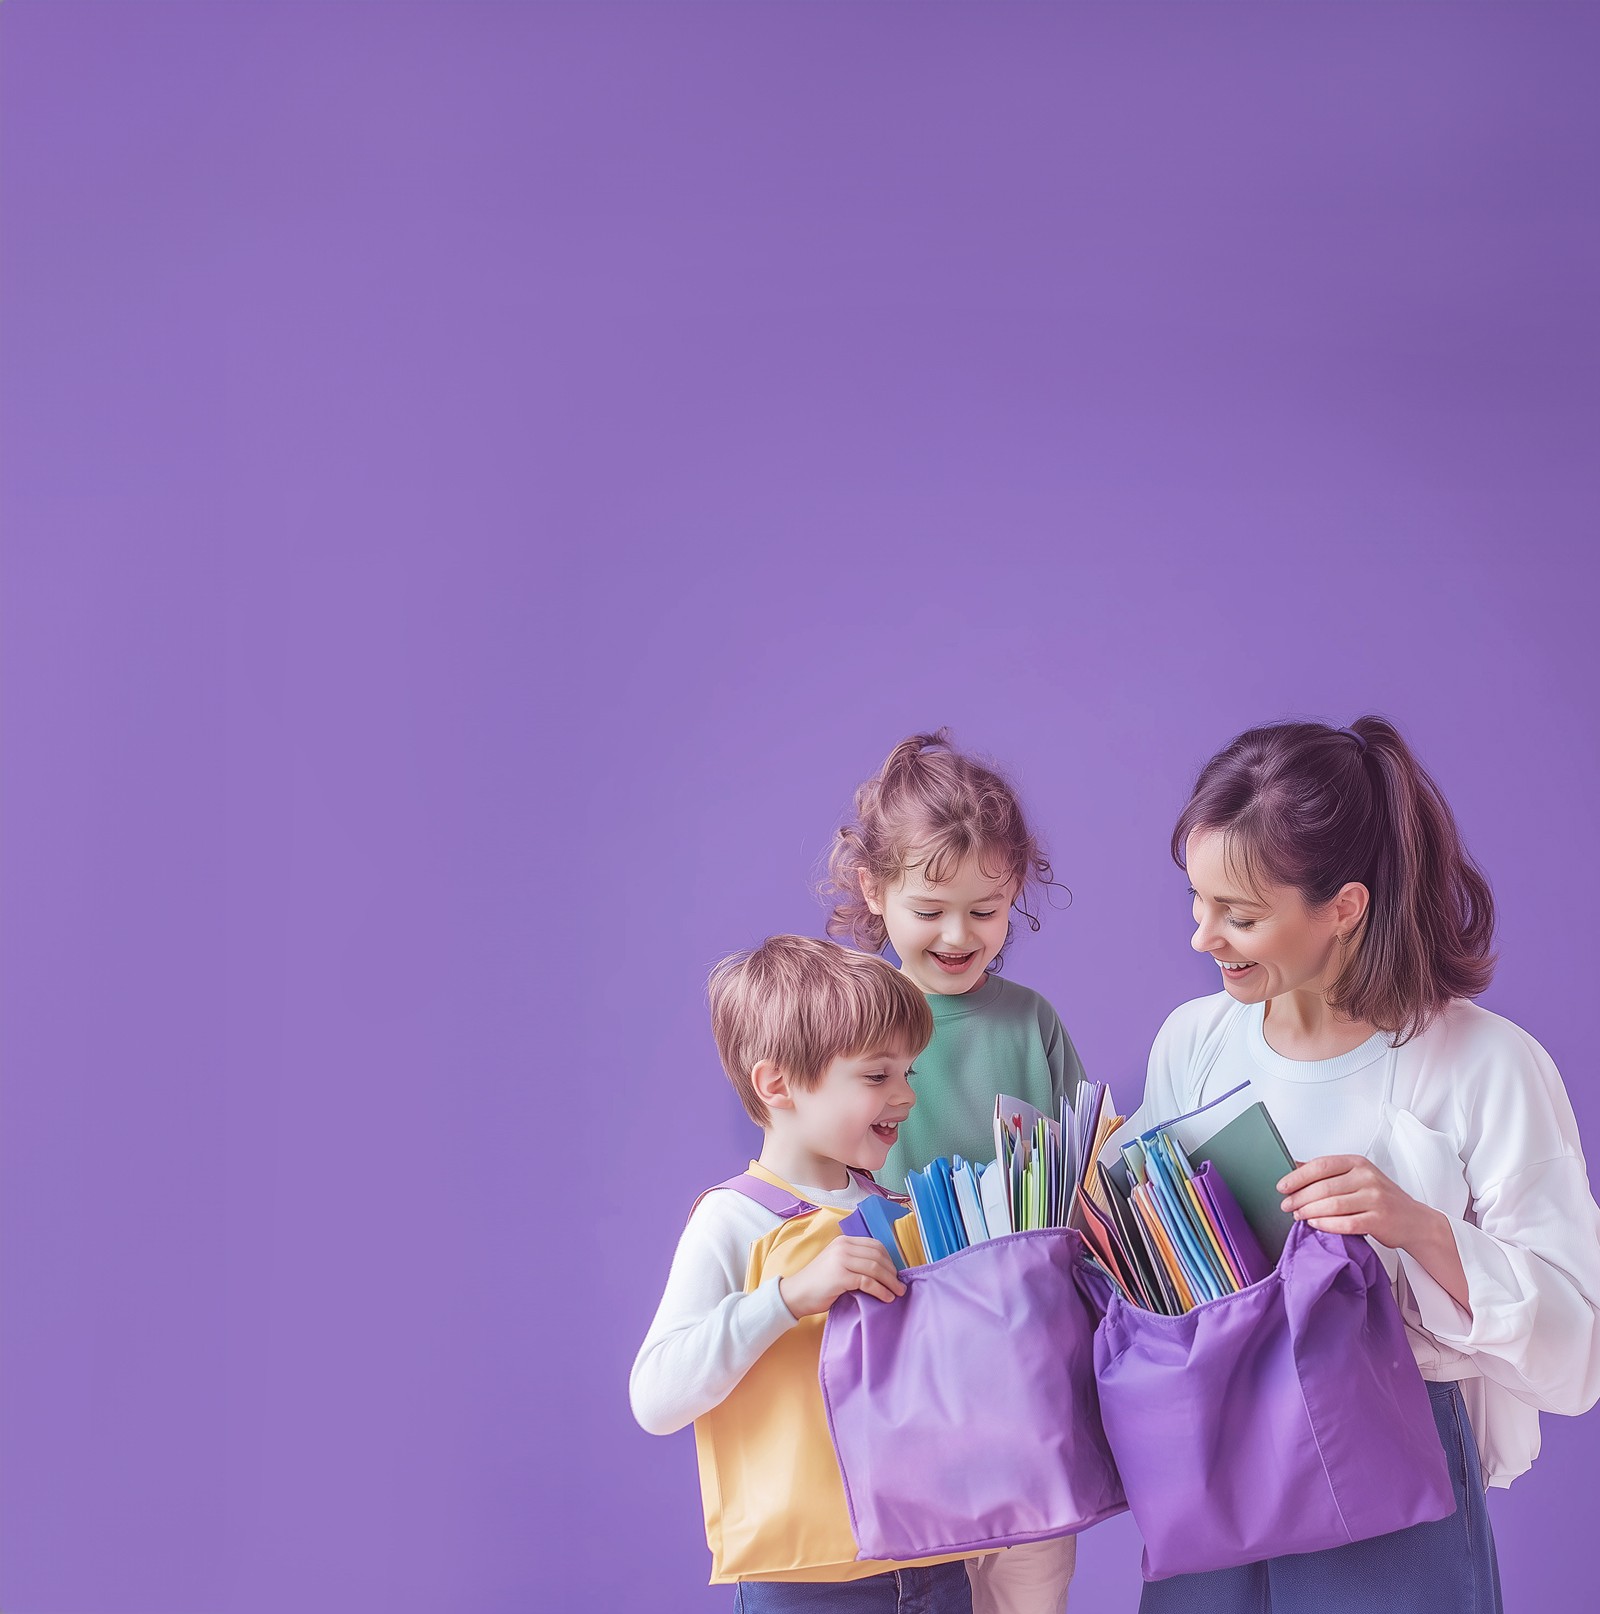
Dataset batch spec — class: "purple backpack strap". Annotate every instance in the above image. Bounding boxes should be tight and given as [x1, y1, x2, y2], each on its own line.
[690, 1168, 901, 1223]
[850, 1170, 904, 1204]
[691, 1172, 817, 1222]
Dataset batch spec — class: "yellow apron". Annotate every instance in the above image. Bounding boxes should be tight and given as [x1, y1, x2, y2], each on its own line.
[691, 1160, 969, 1584]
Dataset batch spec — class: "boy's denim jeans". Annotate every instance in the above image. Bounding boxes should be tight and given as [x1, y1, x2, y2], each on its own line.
[732, 1562, 974, 1614]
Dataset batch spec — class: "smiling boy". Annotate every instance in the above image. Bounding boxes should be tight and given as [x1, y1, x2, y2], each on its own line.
[629, 934, 977, 1611]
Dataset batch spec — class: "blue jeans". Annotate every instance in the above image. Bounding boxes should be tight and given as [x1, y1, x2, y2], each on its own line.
[733, 1562, 974, 1614]
[1139, 1379, 1503, 1613]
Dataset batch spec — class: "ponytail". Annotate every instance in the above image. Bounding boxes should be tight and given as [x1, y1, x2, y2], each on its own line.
[1333, 717, 1496, 1040]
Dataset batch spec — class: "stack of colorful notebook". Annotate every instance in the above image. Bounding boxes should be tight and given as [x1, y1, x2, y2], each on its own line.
[1072, 1088, 1296, 1313]
[843, 1085, 1124, 1265]
[841, 1082, 1301, 1317]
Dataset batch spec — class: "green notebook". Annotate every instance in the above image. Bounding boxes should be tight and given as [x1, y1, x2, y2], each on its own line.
[1190, 1102, 1298, 1262]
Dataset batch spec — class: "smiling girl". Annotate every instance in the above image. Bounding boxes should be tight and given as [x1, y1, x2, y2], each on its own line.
[823, 729, 1085, 1614]
[1132, 715, 1600, 1613]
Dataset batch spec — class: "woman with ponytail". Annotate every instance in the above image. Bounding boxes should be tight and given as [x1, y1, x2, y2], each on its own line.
[1133, 716, 1600, 1613]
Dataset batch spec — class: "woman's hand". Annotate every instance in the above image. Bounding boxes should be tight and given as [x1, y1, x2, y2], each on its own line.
[1279, 1155, 1472, 1314]
[1279, 1154, 1429, 1247]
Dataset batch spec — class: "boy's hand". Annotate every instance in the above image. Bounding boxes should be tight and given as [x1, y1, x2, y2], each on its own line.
[779, 1236, 907, 1318]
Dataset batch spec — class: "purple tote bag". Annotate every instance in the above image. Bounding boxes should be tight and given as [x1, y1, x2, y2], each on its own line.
[1094, 1219, 1457, 1581]
[819, 1228, 1127, 1561]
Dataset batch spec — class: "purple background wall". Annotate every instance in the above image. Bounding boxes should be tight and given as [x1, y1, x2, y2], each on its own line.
[3, 3, 1597, 1610]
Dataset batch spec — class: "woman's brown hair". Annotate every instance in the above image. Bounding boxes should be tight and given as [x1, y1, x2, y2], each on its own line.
[1172, 716, 1495, 1043]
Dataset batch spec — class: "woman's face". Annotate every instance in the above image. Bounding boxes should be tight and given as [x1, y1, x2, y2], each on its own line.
[1185, 828, 1363, 1005]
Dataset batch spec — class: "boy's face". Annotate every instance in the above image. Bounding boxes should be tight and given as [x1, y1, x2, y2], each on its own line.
[864, 852, 1017, 996]
[784, 1047, 919, 1176]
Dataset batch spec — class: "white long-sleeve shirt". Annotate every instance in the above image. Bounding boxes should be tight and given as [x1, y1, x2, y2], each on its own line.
[1129, 991, 1600, 1486]
[629, 1172, 873, 1436]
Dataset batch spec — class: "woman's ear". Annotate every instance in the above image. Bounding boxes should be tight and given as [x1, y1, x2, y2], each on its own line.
[1333, 881, 1370, 942]
[858, 868, 884, 916]
[751, 1058, 795, 1113]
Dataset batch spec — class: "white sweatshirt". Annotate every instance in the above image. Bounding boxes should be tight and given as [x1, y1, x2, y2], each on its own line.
[629, 1172, 873, 1437]
[1130, 992, 1600, 1486]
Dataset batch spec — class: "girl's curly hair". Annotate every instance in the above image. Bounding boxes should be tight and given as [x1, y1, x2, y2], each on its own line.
[821, 729, 1062, 967]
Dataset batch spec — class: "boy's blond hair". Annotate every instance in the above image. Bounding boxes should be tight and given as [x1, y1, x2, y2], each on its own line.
[708, 935, 933, 1126]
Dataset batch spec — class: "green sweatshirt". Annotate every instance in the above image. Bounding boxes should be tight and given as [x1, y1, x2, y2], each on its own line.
[882, 971, 1086, 1191]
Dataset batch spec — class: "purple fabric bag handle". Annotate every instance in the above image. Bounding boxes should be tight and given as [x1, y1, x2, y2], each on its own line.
[1094, 1219, 1456, 1581]
[819, 1228, 1128, 1560]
